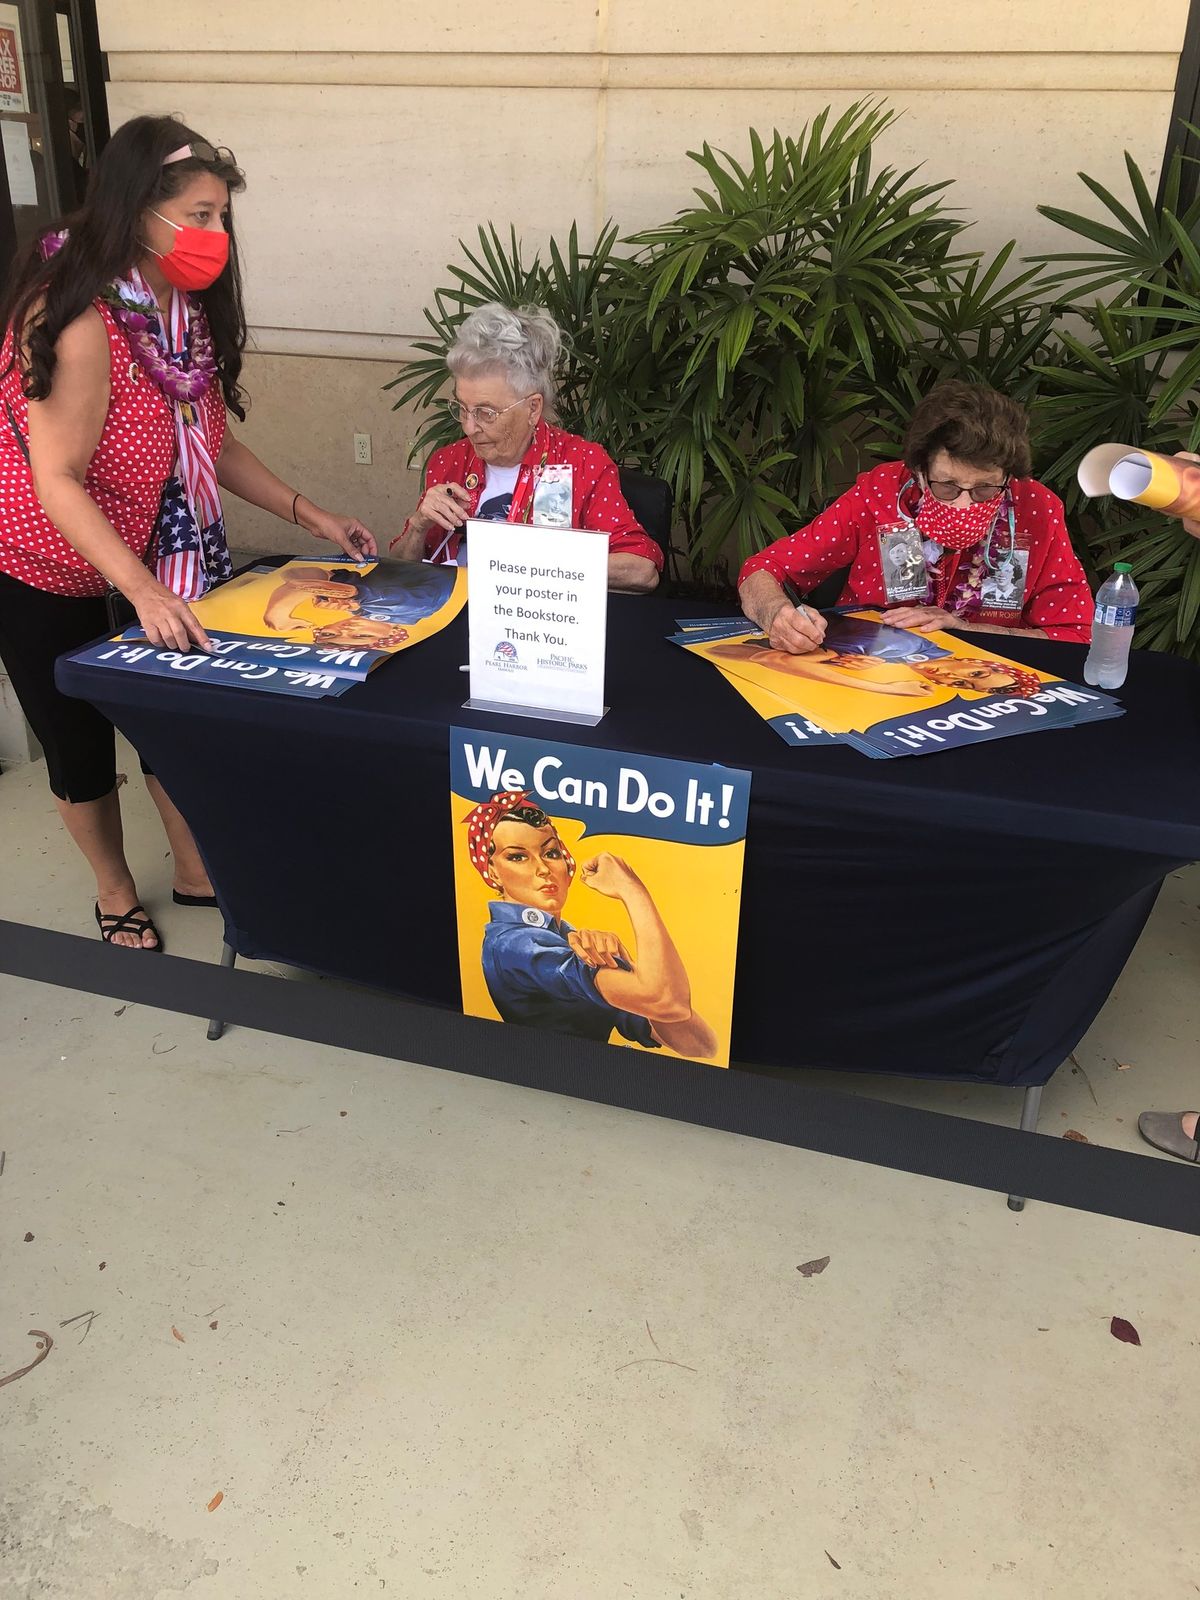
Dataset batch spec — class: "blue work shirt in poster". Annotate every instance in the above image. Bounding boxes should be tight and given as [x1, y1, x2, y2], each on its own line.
[481, 902, 659, 1048]
[822, 616, 951, 662]
[335, 563, 456, 627]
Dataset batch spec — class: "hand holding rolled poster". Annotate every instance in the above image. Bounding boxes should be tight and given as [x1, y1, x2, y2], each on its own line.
[1078, 444, 1200, 535]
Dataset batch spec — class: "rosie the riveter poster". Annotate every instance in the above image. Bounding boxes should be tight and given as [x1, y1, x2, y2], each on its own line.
[450, 729, 751, 1068]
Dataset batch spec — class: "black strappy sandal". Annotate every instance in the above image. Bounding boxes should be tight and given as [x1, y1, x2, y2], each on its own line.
[94, 902, 164, 952]
[172, 890, 218, 909]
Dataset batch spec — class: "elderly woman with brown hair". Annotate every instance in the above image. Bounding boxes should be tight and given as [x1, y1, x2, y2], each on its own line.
[737, 380, 1093, 653]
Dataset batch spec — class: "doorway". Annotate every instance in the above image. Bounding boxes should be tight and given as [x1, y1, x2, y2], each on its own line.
[0, 1, 108, 278]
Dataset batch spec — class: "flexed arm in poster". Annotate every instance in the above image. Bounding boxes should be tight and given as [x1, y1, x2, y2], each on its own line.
[467, 794, 718, 1059]
[707, 635, 927, 696]
[260, 568, 411, 649]
[578, 852, 718, 1060]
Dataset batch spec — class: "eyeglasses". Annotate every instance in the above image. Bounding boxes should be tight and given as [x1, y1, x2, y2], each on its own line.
[444, 396, 534, 428]
[925, 477, 1008, 504]
[163, 141, 238, 168]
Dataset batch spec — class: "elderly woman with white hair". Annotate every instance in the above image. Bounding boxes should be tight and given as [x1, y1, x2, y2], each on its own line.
[391, 303, 662, 592]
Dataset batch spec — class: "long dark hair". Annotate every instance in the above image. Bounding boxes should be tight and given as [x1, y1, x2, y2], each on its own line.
[0, 114, 249, 419]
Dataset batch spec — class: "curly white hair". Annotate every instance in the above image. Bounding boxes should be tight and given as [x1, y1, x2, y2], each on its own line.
[446, 302, 563, 410]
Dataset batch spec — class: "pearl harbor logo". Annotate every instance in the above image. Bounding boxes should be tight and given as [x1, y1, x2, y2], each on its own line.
[492, 638, 521, 672]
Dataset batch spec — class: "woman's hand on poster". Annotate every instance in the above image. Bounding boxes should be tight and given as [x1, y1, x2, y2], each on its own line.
[883, 604, 965, 633]
[567, 927, 632, 970]
[415, 481, 472, 535]
[297, 499, 378, 560]
[763, 595, 827, 654]
[130, 579, 212, 654]
[1173, 451, 1200, 539]
[580, 852, 645, 901]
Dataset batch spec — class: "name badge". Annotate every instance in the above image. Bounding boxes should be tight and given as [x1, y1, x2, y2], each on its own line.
[877, 522, 928, 604]
[531, 464, 573, 527]
[978, 542, 1029, 614]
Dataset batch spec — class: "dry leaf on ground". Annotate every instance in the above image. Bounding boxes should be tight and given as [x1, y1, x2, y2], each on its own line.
[207, 1491, 224, 1512]
[1110, 1317, 1141, 1347]
[797, 1256, 831, 1278]
[1063, 1129, 1090, 1142]
[171, 1326, 186, 1343]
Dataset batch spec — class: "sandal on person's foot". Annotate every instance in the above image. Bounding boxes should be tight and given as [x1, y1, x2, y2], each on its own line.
[94, 902, 163, 952]
[1137, 1112, 1200, 1163]
[172, 890, 218, 908]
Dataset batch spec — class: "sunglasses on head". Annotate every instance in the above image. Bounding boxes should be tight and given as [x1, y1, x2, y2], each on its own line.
[163, 140, 237, 168]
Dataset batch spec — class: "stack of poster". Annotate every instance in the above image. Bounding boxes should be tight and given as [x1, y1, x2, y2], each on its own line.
[450, 727, 751, 1068]
[68, 557, 467, 701]
[671, 612, 1123, 758]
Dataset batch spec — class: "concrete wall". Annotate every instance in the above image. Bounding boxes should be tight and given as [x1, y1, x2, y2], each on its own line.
[98, 0, 1191, 555]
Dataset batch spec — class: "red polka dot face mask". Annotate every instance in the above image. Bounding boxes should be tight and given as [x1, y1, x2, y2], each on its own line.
[914, 486, 1005, 553]
[915, 480, 1011, 556]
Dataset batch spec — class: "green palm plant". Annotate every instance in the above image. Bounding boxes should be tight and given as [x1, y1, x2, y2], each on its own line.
[385, 107, 1200, 652]
[864, 240, 1060, 462]
[595, 103, 968, 571]
[1029, 139, 1200, 658]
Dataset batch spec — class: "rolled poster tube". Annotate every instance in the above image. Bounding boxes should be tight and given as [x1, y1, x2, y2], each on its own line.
[1078, 443, 1200, 519]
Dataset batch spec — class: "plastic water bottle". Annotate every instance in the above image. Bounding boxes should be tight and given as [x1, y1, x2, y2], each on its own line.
[1083, 563, 1138, 689]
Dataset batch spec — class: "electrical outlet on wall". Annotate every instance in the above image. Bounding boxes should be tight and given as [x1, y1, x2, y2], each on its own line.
[353, 432, 372, 465]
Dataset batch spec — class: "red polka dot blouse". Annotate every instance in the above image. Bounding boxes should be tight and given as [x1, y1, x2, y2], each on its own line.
[738, 461, 1094, 643]
[413, 420, 663, 571]
[0, 300, 226, 598]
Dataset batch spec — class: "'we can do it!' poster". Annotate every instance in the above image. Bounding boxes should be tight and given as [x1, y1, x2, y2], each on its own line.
[449, 728, 751, 1068]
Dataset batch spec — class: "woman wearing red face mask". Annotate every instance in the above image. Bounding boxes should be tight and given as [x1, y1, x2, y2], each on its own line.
[0, 114, 377, 950]
[737, 381, 1092, 655]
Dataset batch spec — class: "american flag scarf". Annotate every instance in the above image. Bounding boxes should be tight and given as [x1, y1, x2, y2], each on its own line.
[122, 267, 231, 600]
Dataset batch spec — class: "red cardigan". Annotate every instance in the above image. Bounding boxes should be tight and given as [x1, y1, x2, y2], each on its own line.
[738, 461, 1093, 642]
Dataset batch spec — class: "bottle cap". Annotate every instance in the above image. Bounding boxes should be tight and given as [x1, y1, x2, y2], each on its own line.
[1114, 562, 1132, 573]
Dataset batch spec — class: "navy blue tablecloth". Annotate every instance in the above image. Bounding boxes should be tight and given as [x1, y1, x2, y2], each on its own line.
[57, 593, 1200, 1087]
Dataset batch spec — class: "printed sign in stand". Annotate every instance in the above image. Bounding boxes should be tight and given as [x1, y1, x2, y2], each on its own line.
[464, 521, 609, 726]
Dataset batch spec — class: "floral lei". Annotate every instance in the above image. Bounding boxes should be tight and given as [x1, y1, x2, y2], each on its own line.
[40, 229, 217, 404]
[101, 281, 217, 403]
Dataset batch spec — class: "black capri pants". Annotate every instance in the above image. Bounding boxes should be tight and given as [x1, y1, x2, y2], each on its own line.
[0, 567, 149, 803]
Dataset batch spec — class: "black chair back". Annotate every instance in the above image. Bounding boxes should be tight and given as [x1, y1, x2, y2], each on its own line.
[801, 564, 852, 611]
[618, 467, 673, 564]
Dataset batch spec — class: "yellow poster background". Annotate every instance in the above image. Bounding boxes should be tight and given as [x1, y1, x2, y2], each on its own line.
[450, 797, 744, 1069]
[188, 560, 467, 651]
[681, 618, 1057, 734]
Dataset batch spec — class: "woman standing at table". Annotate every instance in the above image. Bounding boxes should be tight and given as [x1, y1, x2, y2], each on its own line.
[0, 115, 376, 950]
[737, 381, 1093, 653]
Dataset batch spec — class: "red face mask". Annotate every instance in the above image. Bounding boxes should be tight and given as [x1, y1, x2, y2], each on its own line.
[147, 209, 229, 291]
[914, 486, 1004, 553]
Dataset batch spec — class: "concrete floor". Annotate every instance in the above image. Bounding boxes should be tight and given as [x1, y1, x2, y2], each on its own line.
[2, 752, 1199, 1599]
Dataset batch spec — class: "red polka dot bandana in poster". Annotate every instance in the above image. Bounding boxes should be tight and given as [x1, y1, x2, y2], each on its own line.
[463, 790, 578, 887]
